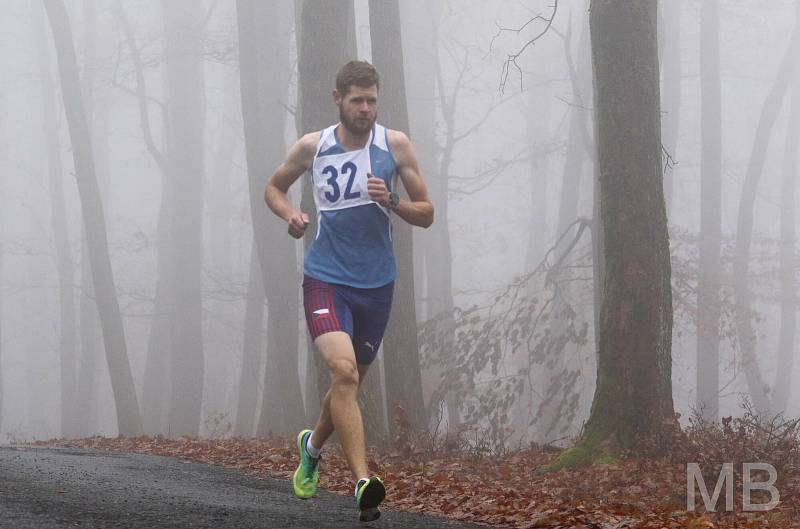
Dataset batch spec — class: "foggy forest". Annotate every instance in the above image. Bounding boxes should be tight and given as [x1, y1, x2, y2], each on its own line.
[1, 0, 799, 527]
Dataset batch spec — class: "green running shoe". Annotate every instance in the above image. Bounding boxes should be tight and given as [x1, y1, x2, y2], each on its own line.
[292, 429, 319, 499]
[356, 476, 386, 522]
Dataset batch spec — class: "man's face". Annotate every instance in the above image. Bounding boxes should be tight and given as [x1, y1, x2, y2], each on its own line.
[334, 84, 378, 135]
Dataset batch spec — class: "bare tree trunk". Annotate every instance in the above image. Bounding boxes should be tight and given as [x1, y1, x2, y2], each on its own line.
[207, 73, 239, 276]
[75, 0, 102, 438]
[43, 0, 143, 436]
[295, 0, 357, 423]
[732, 16, 799, 415]
[35, 3, 78, 438]
[163, 0, 206, 437]
[141, 192, 173, 434]
[774, 60, 800, 414]
[536, 16, 592, 443]
[0, 193, 3, 433]
[696, 0, 722, 422]
[575, 0, 675, 457]
[237, 0, 304, 438]
[369, 0, 427, 433]
[399, 0, 445, 434]
[234, 245, 264, 437]
[113, 0, 172, 435]
[523, 72, 551, 272]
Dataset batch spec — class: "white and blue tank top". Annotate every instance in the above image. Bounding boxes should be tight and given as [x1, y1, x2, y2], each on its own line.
[303, 123, 397, 288]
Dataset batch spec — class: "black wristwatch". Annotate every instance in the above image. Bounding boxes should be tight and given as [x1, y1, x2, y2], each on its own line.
[387, 192, 400, 211]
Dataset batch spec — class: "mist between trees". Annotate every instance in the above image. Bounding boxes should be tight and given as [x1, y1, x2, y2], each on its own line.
[0, 0, 798, 456]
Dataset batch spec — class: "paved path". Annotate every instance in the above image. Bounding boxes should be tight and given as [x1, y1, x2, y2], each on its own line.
[0, 446, 490, 529]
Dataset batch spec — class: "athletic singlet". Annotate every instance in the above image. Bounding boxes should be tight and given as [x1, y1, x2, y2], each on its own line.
[303, 123, 397, 288]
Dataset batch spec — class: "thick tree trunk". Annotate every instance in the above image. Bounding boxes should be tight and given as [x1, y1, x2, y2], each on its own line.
[774, 62, 800, 414]
[732, 20, 799, 415]
[163, 0, 206, 437]
[295, 0, 358, 423]
[35, 4, 78, 438]
[43, 0, 143, 436]
[369, 0, 427, 433]
[696, 0, 722, 422]
[564, 0, 675, 459]
[236, 0, 304, 438]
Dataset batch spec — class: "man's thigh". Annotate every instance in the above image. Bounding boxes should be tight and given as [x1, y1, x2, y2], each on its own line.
[313, 332, 371, 386]
[314, 331, 358, 371]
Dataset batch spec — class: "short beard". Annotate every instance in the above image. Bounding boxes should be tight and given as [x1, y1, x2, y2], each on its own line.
[340, 108, 375, 135]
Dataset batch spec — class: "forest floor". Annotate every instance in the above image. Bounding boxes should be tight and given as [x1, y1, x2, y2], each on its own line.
[42, 428, 799, 529]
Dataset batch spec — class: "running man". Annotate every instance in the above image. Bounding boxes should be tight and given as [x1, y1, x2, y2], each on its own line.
[264, 60, 433, 521]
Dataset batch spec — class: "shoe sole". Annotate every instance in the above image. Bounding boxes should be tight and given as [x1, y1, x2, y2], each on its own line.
[359, 507, 381, 522]
[357, 478, 385, 521]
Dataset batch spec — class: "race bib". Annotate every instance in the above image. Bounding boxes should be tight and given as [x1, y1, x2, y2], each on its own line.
[311, 126, 378, 212]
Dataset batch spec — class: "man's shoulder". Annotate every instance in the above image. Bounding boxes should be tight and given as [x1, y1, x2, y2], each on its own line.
[298, 130, 323, 150]
[385, 128, 412, 152]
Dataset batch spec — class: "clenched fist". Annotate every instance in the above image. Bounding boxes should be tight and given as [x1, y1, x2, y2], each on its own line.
[367, 174, 389, 207]
[287, 211, 310, 239]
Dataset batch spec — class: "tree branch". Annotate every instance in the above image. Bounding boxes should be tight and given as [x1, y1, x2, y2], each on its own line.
[493, 0, 560, 93]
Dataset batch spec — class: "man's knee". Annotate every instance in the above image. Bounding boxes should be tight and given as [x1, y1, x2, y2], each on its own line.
[329, 358, 359, 388]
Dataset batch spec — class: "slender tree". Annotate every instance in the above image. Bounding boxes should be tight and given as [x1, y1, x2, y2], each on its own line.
[400, 0, 442, 424]
[42, 0, 143, 436]
[774, 52, 800, 413]
[732, 13, 799, 415]
[113, 0, 172, 434]
[550, 0, 675, 466]
[536, 14, 593, 443]
[74, 0, 102, 438]
[162, 0, 206, 437]
[368, 0, 427, 432]
[234, 248, 265, 437]
[34, 1, 78, 438]
[696, 0, 722, 422]
[237, 0, 304, 438]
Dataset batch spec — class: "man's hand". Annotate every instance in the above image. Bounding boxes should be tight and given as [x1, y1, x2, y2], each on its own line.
[287, 211, 310, 239]
[367, 174, 389, 207]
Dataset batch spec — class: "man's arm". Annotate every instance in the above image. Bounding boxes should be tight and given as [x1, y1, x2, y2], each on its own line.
[265, 132, 318, 238]
[368, 130, 434, 228]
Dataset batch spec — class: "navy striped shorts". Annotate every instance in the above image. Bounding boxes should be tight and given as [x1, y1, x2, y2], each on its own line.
[302, 275, 394, 364]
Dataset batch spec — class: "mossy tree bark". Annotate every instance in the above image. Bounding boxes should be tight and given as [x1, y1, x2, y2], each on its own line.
[548, 0, 675, 468]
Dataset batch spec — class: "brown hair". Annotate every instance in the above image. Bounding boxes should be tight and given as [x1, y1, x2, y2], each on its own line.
[336, 60, 380, 96]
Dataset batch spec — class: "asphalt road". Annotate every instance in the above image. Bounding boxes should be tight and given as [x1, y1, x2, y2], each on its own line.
[0, 446, 490, 529]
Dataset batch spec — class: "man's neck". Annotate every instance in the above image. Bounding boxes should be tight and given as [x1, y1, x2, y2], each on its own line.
[336, 123, 370, 151]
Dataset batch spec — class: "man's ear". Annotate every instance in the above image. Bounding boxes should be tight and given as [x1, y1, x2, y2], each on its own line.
[332, 89, 342, 105]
